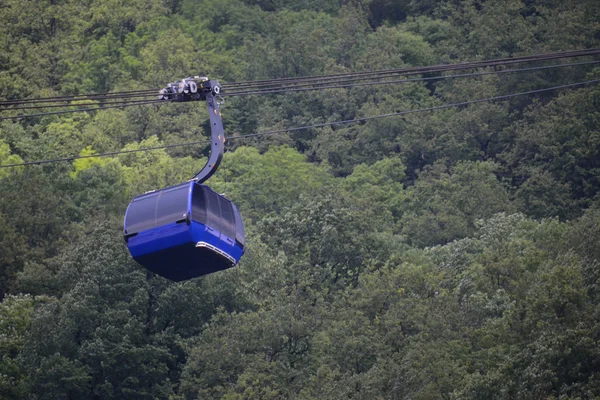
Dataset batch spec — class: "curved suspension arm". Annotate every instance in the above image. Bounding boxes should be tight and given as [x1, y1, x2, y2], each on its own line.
[195, 90, 225, 183]
[158, 77, 226, 184]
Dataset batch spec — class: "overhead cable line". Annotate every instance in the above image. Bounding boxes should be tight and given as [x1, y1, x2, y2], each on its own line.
[0, 139, 214, 168]
[1, 79, 597, 169]
[223, 48, 600, 88]
[0, 99, 170, 121]
[2, 48, 598, 109]
[3, 60, 598, 118]
[223, 55, 600, 92]
[2, 48, 599, 113]
[222, 48, 600, 89]
[1, 97, 167, 111]
[0, 92, 161, 109]
[228, 79, 600, 140]
[223, 60, 600, 97]
[0, 89, 160, 107]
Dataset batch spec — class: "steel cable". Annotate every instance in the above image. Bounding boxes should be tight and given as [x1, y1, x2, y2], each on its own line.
[0, 89, 160, 107]
[0, 99, 170, 121]
[221, 48, 600, 90]
[1, 79, 597, 169]
[223, 60, 600, 97]
[1, 96, 166, 111]
[3, 59, 598, 118]
[2, 48, 598, 109]
[0, 49, 600, 111]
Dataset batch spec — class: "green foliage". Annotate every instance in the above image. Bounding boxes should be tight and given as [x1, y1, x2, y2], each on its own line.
[259, 193, 401, 288]
[0, 139, 22, 178]
[116, 136, 198, 196]
[401, 161, 514, 246]
[71, 146, 109, 178]
[0, 166, 82, 298]
[0, 294, 35, 399]
[353, 25, 435, 70]
[1, 0, 600, 398]
[217, 146, 334, 219]
[502, 85, 600, 218]
[39, 115, 91, 156]
[0, 213, 26, 298]
[21, 228, 173, 399]
[84, 0, 169, 40]
[343, 156, 406, 219]
[244, 0, 340, 13]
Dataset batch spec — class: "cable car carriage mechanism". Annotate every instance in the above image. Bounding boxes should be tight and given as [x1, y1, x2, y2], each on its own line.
[123, 77, 245, 281]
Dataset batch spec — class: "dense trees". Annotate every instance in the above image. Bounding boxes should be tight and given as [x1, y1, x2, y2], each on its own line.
[1, 0, 600, 398]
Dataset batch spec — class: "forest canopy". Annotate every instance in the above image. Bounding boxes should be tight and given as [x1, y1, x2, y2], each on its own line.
[1, 0, 600, 398]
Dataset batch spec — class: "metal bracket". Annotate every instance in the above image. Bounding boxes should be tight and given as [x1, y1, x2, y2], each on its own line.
[158, 76, 225, 184]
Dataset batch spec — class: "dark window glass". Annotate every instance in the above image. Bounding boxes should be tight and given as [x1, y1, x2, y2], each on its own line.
[205, 189, 222, 231]
[156, 184, 190, 226]
[191, 184, 207, 224]
[232, 203, 245, 246]
[125, 193, 159, 234]
[219, 197, 236, 239]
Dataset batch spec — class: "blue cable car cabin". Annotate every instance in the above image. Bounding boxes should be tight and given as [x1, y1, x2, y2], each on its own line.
[123, 77, 245, 280]
[123, 182, 245, 281]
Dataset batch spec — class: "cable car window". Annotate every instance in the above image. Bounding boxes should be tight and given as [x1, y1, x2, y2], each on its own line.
[232, 203, 246, 246]
[125, 194, 159, 234]
[205, 189, 222, 231]
[156, 184, 189, 226]
[218, 197, 236, 239]
[191, 184, 207, 225]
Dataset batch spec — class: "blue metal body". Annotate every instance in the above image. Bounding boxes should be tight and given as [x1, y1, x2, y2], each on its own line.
[124, 182, 245, 281]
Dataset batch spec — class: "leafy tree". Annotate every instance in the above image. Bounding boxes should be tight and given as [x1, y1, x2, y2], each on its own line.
[1, 0, 600, 398]
[244, 0, 339, 13]
[21, 227, 175, 399]
[38, 115, 91, 157]
[115, 136, 197, 196]
[0, 294, 35, 398]
[401, 160, 514, 247]
[0, 213, 26, 298]
[342, 156, 407, 220]
[83, 0, 169, 41]
[0, 166, 80, 297]
[0, 139, 23, 179]
[70, 146, 110, 178]
[352, 25, 435, 71]
[215, 146, 334, 219]
[501, 85, 600, 217]
[138, 28, 204, 87]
